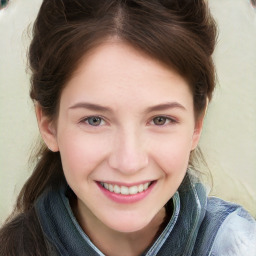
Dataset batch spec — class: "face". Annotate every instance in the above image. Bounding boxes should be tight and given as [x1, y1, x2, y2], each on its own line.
[38, 40, 203, 233]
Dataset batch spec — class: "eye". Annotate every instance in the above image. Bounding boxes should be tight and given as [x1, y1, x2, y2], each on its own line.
[151, 116, 176, 126]
[83, 116, 105, 126]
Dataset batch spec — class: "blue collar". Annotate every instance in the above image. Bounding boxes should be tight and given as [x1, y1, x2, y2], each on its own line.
[35, 172, 207, 256]
[147, 174, 207, 255]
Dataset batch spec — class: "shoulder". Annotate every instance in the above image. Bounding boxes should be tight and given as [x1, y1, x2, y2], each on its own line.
[209, 199, 256, 256]
[207, 197, 256, 256]
[0, 208, 51, 256]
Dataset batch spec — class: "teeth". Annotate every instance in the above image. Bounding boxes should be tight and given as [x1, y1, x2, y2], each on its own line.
[138, 184, 144, 193]
[129, 186, 138, 195]
[100, 181, 152, 195]
[121, 186, 129, 195]
[114, 185, 121, 194]
[109, 184, 114, 192]
[144, 182, 150, 190]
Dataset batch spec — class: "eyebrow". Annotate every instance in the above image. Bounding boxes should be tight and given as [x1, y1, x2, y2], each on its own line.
[68, 101, 186, 113]
[144, 102, 186, 113]
[69, 102, 112, 112]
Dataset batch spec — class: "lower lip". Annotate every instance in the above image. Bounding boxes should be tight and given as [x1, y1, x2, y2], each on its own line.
[97, 181, 156, 204]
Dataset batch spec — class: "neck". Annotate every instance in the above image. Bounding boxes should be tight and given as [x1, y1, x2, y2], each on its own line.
[72, 200, 167, 256]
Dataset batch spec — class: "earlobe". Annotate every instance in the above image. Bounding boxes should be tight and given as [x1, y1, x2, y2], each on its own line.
[35, 103, 59, 152]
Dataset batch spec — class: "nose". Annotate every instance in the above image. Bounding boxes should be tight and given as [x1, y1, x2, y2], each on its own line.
[108, 128, 149, 175]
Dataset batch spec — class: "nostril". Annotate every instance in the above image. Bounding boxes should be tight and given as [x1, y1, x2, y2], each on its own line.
[0, 0, 9, 10]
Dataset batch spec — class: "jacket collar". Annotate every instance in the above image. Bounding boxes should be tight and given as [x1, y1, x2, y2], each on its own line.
[151, 173, 207, 256]
[35, 171, 207, 256]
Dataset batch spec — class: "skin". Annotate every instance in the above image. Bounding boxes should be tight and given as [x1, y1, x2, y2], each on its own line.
[36, 40, 205, 256]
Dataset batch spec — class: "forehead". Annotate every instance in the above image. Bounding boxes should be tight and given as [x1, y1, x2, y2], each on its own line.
[60, 40, 193, 110]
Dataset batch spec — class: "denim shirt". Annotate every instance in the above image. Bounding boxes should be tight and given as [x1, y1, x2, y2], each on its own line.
[35, 173, 256, 256]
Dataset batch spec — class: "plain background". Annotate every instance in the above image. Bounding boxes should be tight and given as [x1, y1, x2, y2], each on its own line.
[0, 0, 256, 224]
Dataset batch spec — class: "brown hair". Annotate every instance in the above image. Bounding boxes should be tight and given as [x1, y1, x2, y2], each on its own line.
[11, 0, 217, 216]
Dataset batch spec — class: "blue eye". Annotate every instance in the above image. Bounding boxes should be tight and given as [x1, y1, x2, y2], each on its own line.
[85, 116, 104, 126]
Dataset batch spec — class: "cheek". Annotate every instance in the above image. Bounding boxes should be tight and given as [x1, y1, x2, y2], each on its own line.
[150, 131, 193, 173]
[57, 129, 110, 180]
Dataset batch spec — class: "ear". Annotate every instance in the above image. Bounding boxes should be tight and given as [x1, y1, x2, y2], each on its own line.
[191, 100, 208, 150]
[191, 115, 204, 150]
[35, 103, 59, 152]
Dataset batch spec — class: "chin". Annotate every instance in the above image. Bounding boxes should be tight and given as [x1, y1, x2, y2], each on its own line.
[110, 221, 149, 233]
[102, 211, 155, 233]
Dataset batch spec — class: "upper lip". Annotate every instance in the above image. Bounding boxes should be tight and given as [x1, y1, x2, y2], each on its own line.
[97, 180, 155, 187]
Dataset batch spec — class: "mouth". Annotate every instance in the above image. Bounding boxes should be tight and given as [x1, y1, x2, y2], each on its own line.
[99, 181, 154, 196]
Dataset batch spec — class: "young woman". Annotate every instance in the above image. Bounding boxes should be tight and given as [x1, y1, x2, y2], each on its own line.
[1, 0, 256, 255]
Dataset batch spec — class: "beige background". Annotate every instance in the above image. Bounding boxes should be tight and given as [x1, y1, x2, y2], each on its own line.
[0, 0, 256, 225]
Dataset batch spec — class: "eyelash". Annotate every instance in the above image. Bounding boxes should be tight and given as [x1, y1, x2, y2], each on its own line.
[80, 115, 178, 127]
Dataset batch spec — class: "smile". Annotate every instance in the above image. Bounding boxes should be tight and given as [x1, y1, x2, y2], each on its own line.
[99, 181, 152, 195]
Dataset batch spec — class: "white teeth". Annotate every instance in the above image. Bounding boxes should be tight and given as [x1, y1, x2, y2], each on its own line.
[114, 185, 121, 194]
[129, 186, 138, 195]
[143, 182, 150, 190]
[101, 181, 152, 195]
[121, 186, 129, 195]
[138, 184, 144, 193]
[109, 184, 114, 192]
